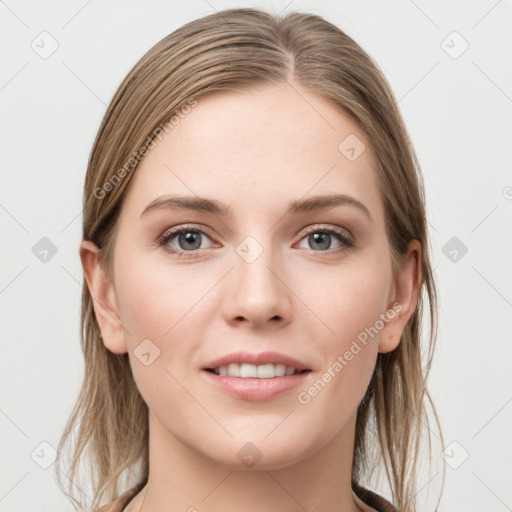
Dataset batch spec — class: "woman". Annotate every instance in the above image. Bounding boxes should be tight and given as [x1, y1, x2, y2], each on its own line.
[55, 8, 444, 512]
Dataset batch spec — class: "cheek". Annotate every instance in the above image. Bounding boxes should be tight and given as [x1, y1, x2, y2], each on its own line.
[293, 274, 385, 434]
[112, 256, 200, 410]
[112, 252, 216, 389]
[113, 249, 205, 340]
[301, 259, 392, 350]
[294, 256, 391, 410]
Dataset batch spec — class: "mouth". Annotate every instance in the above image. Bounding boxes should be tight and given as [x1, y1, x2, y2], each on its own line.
[203, 363, 311, 378]
[201, 367, 312, 401]
[201, 351, 313, 400]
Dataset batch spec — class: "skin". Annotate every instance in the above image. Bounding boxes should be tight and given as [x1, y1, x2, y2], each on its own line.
[81, 81, 421, 512]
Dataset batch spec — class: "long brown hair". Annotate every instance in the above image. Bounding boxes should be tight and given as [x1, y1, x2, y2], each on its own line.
[55, 8, 445, 511]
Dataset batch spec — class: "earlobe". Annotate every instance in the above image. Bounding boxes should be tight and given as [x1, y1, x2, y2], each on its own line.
[79, 240, 128, 355]
[378, 240, 422, 354]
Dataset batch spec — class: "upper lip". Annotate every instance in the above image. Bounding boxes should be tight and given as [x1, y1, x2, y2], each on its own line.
[203, 351, 311, 371]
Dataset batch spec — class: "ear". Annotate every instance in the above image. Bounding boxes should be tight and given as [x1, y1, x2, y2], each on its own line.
[378, 239, 422, 354]
[79, 240, 128, 354]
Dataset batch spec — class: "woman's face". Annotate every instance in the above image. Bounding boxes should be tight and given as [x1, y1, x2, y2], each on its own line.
[82, 82, 418, 470]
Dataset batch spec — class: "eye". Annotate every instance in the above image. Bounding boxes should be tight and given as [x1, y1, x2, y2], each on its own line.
[157, 224, 355, 258]
[158, 225, 215, 256]
[296, 225, 354, 253]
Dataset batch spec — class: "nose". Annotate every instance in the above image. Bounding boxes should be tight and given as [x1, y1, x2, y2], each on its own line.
[220, 240, 293, 329]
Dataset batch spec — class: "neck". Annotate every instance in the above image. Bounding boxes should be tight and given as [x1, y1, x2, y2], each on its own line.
[130, 410, 363, 512]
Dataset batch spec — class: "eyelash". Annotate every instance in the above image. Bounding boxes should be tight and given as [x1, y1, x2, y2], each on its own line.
[157, 223, 355, 258]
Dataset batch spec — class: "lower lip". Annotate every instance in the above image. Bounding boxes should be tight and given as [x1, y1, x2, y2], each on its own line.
[201, 370, 311, 401]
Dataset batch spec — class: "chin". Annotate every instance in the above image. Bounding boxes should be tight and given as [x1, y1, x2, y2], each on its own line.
[203, 438, 312, 471]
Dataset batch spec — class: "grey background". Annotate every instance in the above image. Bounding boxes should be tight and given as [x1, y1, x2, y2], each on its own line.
[1, 0, 511, 510]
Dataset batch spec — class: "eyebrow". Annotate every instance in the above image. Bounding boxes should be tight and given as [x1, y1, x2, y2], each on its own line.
[140, 193, 373, 222]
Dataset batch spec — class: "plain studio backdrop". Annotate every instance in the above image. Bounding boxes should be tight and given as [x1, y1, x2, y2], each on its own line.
[1, 1, 511, 511]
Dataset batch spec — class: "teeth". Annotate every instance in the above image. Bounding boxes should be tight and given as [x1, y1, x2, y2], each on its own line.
[211, 363, 303, 378]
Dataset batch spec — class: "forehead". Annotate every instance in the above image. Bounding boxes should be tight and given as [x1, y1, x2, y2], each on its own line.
[119, 82, 383, 224]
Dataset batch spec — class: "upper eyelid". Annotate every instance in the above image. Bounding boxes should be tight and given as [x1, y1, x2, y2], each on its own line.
[301, 224, 352, 238]
[161, 223, 214, 236]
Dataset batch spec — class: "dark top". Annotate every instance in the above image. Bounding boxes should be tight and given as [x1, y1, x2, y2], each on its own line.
[352, 481, 398, 511]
